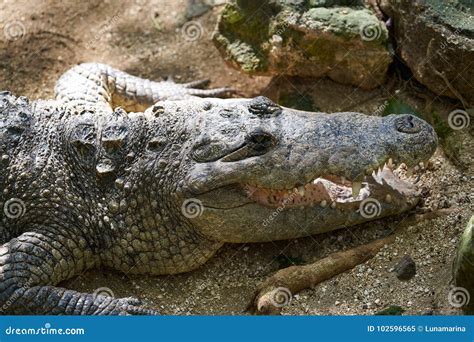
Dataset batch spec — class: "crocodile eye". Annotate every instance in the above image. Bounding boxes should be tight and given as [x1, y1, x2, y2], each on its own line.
[191, 141, 230, 163]
[395, 115, 421, 134]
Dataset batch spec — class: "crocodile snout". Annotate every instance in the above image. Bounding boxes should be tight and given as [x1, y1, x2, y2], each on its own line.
[384, 114, 438, 167]
[394, 114, 423, 134]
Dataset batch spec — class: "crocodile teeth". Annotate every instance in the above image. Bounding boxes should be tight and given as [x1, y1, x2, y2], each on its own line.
[320, 200, 327, 208]
[388, 158, 393, 169]
[352, 181, 362, 198]
[298, 186, 305, 197]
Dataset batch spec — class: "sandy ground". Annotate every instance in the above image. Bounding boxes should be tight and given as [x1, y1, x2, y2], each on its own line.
[0, 0, 473, 315]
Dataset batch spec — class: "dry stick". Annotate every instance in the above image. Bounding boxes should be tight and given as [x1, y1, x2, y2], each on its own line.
[248, 209, 454, 315]
[248, 234, 395, 315]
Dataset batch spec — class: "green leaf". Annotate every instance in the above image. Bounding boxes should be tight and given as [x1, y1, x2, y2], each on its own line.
[382, 98, 421, 117]
[375, 305, 406, 316]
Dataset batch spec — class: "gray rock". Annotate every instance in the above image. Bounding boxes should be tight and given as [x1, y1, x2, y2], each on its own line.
[381, 0, 474, 106]
[394, 255, 417, 280]
[453, 215, 474, 313]
[185, 0, 211, 20]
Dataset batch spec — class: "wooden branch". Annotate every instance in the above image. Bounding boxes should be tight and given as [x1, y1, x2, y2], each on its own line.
[247, 209, 454, 315]
[247, 234, 394, 315]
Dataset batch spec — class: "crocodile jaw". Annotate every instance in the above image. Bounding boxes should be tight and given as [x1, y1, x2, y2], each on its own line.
[192, 164, 420, 243]
[244, 164, 414, 209]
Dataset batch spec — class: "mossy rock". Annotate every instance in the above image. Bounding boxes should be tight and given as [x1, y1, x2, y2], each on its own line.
[453, 215, 474, 313]
[213, 0, 391, 89]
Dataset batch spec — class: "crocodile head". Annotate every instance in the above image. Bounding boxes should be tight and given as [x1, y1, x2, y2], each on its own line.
[157, 96, 437, 243]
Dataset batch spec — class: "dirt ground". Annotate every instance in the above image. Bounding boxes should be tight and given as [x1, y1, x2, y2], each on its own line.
[0, 0, 473, 315]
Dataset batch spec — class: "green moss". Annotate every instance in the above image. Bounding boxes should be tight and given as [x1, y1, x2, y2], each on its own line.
[432, 111, 467, 168]
[302, 7, 388, 41]
[219, 3, 271, 44]
[431, 110, 451, 140]
[221, 4, 245, 24]
[375, 305, 406, 316]
[216, 2, 273, 73]
[306, 7, 333, 22]
[453, 216, 474, 313]
[382, 98, 422, 118]
[456, 216, 474, 271]
[214, 0, 391, 85]
[226, 40, 265, 73]
[443, 134, 466, 168]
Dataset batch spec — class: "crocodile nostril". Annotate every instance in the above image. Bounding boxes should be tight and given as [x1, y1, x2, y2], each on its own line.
[248, 96, 282, 117]
[395, 115, 422, 134]
[246, 130, 275, 152]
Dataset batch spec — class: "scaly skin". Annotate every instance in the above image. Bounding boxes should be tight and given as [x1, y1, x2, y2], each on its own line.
[0, 63, 437, 315]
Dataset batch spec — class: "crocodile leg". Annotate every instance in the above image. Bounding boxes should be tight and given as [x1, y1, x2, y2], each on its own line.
[54, 63, 233, 113]
[0, 228, 156, 315]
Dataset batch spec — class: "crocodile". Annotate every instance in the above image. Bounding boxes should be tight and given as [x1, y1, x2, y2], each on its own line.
[0, 63, 437, 315]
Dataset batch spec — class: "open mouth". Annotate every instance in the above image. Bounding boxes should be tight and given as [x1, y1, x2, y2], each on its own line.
[244, 160, 423, 209]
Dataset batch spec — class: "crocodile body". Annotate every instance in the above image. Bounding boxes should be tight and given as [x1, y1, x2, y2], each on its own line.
[0, 63, 437, 315]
